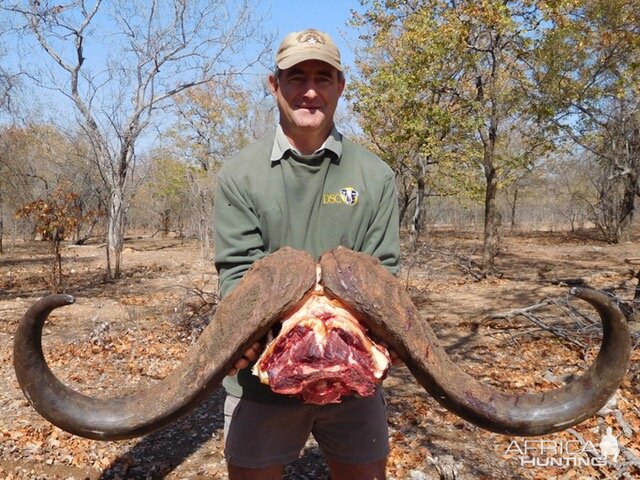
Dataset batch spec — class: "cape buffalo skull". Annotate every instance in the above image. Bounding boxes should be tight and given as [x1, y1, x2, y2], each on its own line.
[13, 247, 631, 440]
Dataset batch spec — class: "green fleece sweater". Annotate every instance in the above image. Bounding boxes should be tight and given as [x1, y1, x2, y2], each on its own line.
[214, 126, 400, 403]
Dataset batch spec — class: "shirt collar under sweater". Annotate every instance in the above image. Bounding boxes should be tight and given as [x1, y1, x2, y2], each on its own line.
[270, 124, 342, 163]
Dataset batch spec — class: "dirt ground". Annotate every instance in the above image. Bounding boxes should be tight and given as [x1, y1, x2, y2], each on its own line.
[0, 229, 639, 480]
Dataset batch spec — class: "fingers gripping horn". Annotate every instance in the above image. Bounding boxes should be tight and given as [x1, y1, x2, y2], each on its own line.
[319, 247, 631, 436]
[13, 248, 317, 440]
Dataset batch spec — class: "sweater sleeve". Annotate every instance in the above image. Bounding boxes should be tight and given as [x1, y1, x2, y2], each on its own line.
[214, 171, 266, 298]
[362, 170, 401, 275]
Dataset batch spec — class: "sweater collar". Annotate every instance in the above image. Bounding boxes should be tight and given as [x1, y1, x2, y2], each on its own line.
[270, 124, 342, 163]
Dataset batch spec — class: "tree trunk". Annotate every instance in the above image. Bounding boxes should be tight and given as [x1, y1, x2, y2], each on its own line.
[482, 163, 499, 273]
[409, 157, 432, 250]
[398, 175, 413, 227]
[617, 178, 636, 242]
[161, 210, 170, 236]
[52, 238, 63, 293]
[199, 212, 210, 271]
[617, 114, 639, 242]
[0, 188, 4, 254]
[197, 189, 210, 268]
[107, 189, 126, 279]
[410, 176, 427, 250]
[509, 186, 518, 232]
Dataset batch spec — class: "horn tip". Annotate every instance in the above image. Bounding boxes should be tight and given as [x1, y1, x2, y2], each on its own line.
[569, 286, 587, 298]
[47, 293, 76, 307]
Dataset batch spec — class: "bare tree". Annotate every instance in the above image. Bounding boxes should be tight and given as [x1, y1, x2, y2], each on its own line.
[0, 61, 18, 115]
[167, 78, 275, 262]
[0, 20, 20, 115]
[5, 0, 271, 277]
[588, 105, 639, 242]
[0, 31, 21, 252]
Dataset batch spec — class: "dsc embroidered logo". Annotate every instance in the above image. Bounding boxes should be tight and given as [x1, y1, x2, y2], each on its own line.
[322, 187, 359, 206]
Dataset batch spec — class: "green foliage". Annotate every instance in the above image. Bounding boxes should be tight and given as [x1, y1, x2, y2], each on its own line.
[350, 1, 606, 268]
[350, 1, 557, 198]
[534, 0, 639, 124]
[142, 153, 196, 235]
[533, 0, 640, 241]
[149, 156, 193, 204]
[351, 3, 635, 166]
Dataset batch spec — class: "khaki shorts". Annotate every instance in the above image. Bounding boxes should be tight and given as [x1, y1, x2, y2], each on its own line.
[223, 390, 389, 469]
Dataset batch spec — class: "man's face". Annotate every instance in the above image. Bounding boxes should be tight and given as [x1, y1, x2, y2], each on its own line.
[269, 60, 345, 140]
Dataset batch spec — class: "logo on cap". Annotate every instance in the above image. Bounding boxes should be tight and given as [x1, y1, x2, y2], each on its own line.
[297, 31, 326, 47]
[276, 29, 342, 72]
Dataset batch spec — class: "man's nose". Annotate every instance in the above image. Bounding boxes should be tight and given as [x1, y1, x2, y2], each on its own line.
[302, 81, 319, 98]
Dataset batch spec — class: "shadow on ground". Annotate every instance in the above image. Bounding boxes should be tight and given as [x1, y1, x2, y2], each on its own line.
[98, 388, 331, 479]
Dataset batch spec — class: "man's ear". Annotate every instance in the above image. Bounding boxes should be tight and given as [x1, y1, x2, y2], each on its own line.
[268, 74, 278, 96]
[338, 76, 346, 96]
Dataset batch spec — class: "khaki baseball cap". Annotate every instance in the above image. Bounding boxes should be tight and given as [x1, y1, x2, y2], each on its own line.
[276, 29, 342, 72]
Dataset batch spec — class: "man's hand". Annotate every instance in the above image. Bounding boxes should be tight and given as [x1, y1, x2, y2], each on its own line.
[228, 342, 262, 376]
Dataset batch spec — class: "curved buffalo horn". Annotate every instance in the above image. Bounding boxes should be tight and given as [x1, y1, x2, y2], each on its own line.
[13, 248, 317, 440]
[319, 246, 631, 436]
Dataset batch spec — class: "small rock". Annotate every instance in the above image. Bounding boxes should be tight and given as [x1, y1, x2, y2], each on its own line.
[410, 469, 434, 480]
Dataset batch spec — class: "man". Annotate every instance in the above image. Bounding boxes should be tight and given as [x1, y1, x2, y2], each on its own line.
[214, 29, 400, 480]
